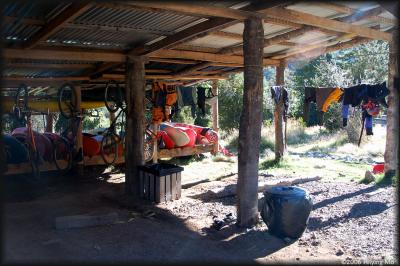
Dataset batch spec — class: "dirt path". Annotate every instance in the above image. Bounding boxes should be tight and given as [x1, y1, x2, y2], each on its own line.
[3, 172, 397, 264]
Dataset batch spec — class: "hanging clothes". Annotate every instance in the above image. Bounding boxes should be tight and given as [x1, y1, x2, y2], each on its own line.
[271, 86, 289, 121]
[177, 86, 197, 118]
[321, 87, 343, 112]
[197, 87, 207, 115]
[304, 87, 337, 125]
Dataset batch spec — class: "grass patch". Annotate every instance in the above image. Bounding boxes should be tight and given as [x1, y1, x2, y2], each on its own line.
[212, 155, 235, 163]
[307, 134, 348, 153]
[375, 173, 398, 187]
[226, 134, 274, 155]
[260, 157, 291, 170]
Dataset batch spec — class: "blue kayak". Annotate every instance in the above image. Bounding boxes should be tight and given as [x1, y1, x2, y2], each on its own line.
[2, 134, 29, 164]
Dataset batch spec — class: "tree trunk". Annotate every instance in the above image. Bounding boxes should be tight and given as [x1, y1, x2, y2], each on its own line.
[384, 34, 399, 179]
[125, 56, 146, 197]
[237, 17, 264, 228]
[274, 61, 286, 160]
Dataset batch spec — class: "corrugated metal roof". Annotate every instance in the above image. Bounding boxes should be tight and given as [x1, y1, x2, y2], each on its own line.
[73, 5, 202, 35]
[3, 68, 84, 78]
[186, 35, 241, 49]
[286, 3, 343, 18]
[48, 27, 159, 49]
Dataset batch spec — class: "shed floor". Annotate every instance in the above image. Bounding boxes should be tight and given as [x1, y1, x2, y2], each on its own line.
[3, 167, 397, 264]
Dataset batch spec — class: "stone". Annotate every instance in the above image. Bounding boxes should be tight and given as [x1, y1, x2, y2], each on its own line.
[336, 248, 344, 256]
[364, 170, 375, 183]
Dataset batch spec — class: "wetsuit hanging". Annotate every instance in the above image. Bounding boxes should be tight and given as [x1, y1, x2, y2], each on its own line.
[197, 87, 207, 116]
[177, 86, 197, 118]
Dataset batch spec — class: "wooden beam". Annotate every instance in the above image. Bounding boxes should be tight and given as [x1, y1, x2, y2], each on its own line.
[127, 1, 286, 56]
[125, 56, 145, 197]
[237, 17, 264, 227]
[209, 31, 243, 40]
[285, 37, 372, 61]
[4, 48, 125, 62]
[5, 62, 94, 69]
[23, 2, 92, 49]
[337, 6, 387, 24]
[312, 2, 397, 25]
[261, 7, 392, 41]
[148, 58, 199, 65]
[102, 74, 226, 80]
[149, 49, 280, 66]
[174, 45, 221, 54]
[125, 1, 254, 20]
[263, 17, 302, 29]
[219, 25, 316, 55]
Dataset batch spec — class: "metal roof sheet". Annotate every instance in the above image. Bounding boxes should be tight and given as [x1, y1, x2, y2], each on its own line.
[186, 35, 241, 49]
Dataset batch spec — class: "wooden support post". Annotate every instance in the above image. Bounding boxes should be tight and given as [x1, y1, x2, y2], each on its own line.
[45, 114, 53, 132]
[211, 80, 219, 153]
[125, 56, 146, 197]
[75, 86, 84, 175]
[274, 61, 286, 161]
[384, 32, 399, 179]
[237, 16, 264, 228]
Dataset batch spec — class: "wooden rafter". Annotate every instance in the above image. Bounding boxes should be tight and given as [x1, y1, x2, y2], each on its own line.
[261, 7, 392, 41]
[312, 2, 397, 25]
[149, 49, 280, 66]
[23, 1, 93, 49]
[127, 1, 287, 56]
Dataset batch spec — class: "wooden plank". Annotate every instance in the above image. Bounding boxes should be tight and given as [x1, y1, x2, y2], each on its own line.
[237, 17, 264, 227]
[209, 31, 243, 40]
[176, 172, 182, 199]
[148, 58, 199, 65]
[24, 1, 92, 49]
[313, 2, 396, 25]
[149, 49, 280, 66]
[165, 174, 171, 202]
[261, 7, 392, 41]
[171, 173, 177, 200]
[101, 74, 226, 80]
[55, 212, 119, 229]
[158, 144, 214, 158]
[3, 76, 90, 82]
[4, 48, 126, 62]
[125, 1, 253, 20]
[149, 173, 155, 202]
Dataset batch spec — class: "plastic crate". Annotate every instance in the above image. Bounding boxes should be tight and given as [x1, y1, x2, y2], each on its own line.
[138, 163, 184, 203]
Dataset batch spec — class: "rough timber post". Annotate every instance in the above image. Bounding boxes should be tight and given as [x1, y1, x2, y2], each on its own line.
[384, 32, 399, 179]
[237, 16, 264, 227]
[274, 61, 286, 160]
[125, 56, 146, 197]
[211, 80, 219, 153]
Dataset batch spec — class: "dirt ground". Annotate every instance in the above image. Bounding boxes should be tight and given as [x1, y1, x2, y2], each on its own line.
[2, 165, 398, 264]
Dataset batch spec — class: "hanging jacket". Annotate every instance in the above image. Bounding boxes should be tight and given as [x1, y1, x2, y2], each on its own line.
[177, 86, 197, 118]
[321, 87, 343, 112]
[197, 87, 207, 115]
[271, 86, 289, 121]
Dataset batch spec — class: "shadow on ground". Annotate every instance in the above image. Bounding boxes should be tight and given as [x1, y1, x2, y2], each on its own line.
[3, 169, 289, 263]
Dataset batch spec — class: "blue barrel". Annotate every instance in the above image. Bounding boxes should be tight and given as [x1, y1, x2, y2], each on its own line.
[261, 186, 313, 239]
[2, 134, 29, 164]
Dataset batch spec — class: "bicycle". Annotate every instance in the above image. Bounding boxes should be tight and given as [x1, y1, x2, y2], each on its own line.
[101, 80, 155, 165]
[53, 83, 82, 173]
[13, 84, 41, 179]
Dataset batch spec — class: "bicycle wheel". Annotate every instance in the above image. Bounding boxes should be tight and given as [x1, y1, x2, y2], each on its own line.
[101, 132, 119, 165]
[58, 83, 77, 119]
[53, 137, 72, 174]
[144, 130, 154, 162]
[104, 80, 124, 113]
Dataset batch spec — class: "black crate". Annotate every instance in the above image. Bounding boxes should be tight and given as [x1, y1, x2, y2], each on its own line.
[138, 163, 184, 203]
